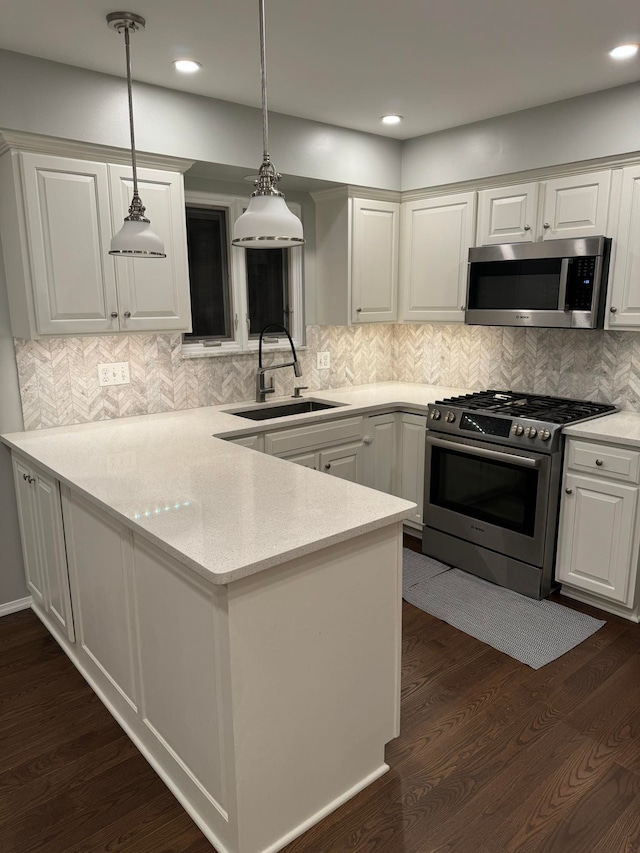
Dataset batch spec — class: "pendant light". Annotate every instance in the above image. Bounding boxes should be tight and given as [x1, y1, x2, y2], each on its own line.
[107, 11, 166, 258]
[232, 0, 305, 249]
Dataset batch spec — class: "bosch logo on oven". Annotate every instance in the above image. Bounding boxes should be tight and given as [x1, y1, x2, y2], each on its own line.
[471, 524, 485, 533]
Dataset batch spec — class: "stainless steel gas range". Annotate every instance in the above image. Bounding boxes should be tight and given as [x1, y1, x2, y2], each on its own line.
[422, 391, 616, 600]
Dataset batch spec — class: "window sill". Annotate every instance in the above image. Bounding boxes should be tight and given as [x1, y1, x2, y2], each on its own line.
[182, 343, 307, 360]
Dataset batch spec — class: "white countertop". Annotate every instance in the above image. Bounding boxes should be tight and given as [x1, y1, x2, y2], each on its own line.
[564, 410, 640, 447]
[2, 382, 468, 585]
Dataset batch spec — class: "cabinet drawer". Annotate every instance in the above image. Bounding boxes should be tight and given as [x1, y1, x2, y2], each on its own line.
[567, 440, 640, 483]
[265, 417, 363, 456]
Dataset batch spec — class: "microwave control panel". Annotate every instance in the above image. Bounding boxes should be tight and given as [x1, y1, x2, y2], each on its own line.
[566, 256, 597, 311]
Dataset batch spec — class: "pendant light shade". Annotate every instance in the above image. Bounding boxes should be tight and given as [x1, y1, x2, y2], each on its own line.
[232, 0, 304, 249]
[107, 11, 166, 258]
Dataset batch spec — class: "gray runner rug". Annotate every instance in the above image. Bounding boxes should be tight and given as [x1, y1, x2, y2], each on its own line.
[403, 548, 605, 669]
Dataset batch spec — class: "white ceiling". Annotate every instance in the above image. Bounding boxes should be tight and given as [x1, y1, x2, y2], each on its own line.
[1, 0, 640, 140]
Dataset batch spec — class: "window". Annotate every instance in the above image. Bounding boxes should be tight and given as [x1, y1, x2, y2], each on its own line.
[182, 192, 304, 356]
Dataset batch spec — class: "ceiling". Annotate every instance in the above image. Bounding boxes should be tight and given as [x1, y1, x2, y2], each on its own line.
[1, 0, 640, 140]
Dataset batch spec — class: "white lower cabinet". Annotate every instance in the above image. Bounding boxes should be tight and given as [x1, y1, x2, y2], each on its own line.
[397, 414, 427, 530]
[265, 417, 366, 484]
[556, 438, 640, 619]
[363, 413, 397, 494]
[12, 453, 74, 640]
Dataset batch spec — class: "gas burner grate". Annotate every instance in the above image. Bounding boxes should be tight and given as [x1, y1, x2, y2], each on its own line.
[434, 390, 616, 425]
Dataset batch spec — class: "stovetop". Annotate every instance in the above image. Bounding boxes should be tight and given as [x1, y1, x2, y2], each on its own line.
[434, 390, 616, 425]
[427, 390, 617, 453]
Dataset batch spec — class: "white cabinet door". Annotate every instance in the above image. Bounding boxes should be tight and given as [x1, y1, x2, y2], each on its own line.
[363, 413, 397, 493]
[13, 456, 46, 607]
[109, 165, 192, 332]
[63, 488, 139, 712]
[400, 192, 476, 323]
[541, 171, 611, 240]
[607, 165, 640, 329]
[398, 414, 427, 528]
[20, 153, 119, 335]
[476, 183, 538, 245]
[351, 198, 399, 323]
[557, 472, 638, 605]
[35, 471, 75, 642]
[280, 451, 318, 470]
[319, 441, 365, 483]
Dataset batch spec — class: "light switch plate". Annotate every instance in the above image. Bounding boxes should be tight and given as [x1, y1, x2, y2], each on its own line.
[316, 351, 331, 370]
[98, 362, 131, 386]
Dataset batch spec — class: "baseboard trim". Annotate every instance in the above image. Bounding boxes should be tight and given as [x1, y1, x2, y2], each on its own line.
[0, 596, 32, 617]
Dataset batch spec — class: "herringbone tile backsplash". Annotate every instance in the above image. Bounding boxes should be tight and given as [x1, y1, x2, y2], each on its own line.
[14, 323, 640, 430]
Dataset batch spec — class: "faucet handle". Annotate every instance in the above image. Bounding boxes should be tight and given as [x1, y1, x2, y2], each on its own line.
[292, 386, 309, 398]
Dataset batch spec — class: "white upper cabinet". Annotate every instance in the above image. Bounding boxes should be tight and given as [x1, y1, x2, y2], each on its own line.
[0, 146, 192, 339]
[351, 198, 399, 323]
[314, 189, 400, 325]
[19, 154, 118, 335]
[476, 171, 611, 246]
[606, 165, 640, 329]
[540, 171, 611, 240]
[400, 191, 476, 323]
[476, 183, 538, 245]
[108, 165, 191, 332]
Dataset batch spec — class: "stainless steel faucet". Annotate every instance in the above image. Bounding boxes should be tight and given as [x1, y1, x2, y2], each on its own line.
[255, 324, 303, 402]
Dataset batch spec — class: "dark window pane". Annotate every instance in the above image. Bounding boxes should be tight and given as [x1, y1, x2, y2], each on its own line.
[246, 249, 290, 336]
[184, 207, 231, 339]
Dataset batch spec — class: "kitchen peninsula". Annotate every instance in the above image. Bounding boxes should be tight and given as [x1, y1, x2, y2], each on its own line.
[1, 387, 425, 853]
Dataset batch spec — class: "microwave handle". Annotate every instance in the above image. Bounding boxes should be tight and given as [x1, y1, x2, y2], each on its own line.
[558, 258, 570, 311]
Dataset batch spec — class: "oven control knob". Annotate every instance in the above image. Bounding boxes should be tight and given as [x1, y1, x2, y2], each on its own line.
[431, 409, 441, 420]
[526, 427, 538, 438]
[513, 424, 524, 436]
[445, 412, 456, 423]
[539, 429, 551, 441]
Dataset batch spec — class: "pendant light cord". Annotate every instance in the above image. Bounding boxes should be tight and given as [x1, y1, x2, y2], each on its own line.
[259, 0, 269, 163]
[123, 25, 140, 202]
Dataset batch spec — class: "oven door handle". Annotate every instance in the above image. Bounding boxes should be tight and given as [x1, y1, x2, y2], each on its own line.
[428, 436, 540, 468]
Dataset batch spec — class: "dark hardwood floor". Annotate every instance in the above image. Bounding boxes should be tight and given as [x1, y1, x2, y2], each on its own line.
[2, 533, 640, 852]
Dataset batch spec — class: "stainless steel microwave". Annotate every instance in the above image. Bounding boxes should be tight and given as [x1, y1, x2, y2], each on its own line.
[465, 236, 612, 329]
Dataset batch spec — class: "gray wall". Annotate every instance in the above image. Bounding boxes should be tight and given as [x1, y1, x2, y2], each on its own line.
[0, 239, 27, 606]
[402, 81, 640, 191]
[0, 49, 402, 191]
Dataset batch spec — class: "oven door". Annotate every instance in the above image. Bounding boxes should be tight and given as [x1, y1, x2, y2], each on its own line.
[424, 433, 551, 567]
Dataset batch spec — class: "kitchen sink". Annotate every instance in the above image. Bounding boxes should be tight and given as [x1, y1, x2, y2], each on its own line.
[226, 400, 345, 420]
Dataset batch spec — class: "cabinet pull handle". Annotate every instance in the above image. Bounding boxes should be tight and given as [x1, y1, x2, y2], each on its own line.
[110, 311, 119, 319]
[324, 463, 331, 470]
[523, 224, 531, 231]
[595, 459, 603, 467]
[123, 310, 131, 319]
[543, 222, 551, 230]
[22, 472, 28, 481]
[610, 306, 617, 314]
[565, 487, 573, 494]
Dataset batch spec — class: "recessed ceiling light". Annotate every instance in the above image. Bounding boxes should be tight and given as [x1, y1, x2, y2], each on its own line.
[609, 44, 639, 60]
[173, 59, 202, 73]
[381, 115, 403, 125]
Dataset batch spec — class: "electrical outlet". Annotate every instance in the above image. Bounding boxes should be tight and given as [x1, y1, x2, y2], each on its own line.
[98, 362, 131, 387]
[316, 351, 331, 370]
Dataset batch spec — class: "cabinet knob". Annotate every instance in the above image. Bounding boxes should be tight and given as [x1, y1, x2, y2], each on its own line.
[356, 307, 362, 313]
[324, 463, 331, 470]
[595, 459, 603, 467]
[565, 487, 573, 494]
[523, 224, 531, 231]
[460, 306, 465, 311]
[110, 311, 119, 319]
[543, 222, 551, 230]
[363, 435, 373, 445]
[123, 311, 131, 319]
[22, 472, 28, 481]
[610, 306, 618, 314]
